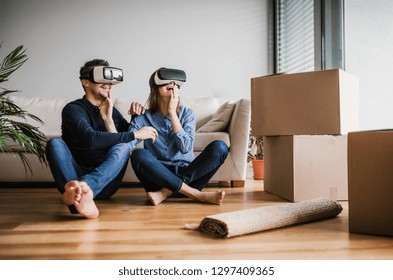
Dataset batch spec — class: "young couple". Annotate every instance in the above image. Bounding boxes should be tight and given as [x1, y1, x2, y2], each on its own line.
[46, 59, 229, 219]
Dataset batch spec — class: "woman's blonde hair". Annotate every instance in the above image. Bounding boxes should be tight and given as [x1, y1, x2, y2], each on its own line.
[146, 70, 180, 115]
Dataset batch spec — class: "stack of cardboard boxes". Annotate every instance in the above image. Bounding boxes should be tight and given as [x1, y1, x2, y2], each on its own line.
[251, 69, 393, 237]
[251, 69, 359, 202]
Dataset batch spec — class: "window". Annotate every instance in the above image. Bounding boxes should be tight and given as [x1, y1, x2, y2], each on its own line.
[274, 0, 345, 73]
[275, 0, 315, 73]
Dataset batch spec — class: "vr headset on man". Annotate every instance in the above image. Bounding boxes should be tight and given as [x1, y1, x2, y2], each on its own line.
[79, 66, 124, 85]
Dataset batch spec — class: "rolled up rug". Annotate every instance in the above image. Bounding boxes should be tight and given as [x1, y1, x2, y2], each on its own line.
[187, 197, 342, 238]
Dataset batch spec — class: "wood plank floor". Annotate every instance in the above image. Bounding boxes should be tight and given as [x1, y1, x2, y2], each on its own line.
[1, 168, 393, 260]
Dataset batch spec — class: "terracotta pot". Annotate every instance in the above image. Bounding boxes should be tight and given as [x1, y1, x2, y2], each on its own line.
[252, 159, 264, 180]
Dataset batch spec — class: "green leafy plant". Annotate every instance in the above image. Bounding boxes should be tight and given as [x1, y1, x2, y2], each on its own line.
[0, 43, 47, 172]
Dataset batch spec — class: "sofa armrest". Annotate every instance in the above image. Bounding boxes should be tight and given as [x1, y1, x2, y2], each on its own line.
[226, 99, 251, 179]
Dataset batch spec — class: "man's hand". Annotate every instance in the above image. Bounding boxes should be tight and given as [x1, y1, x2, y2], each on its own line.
[134, 126, 158, 143]
[99, 92, 116, 132]
[99, 98, 113, 121]
[128, 102, 145, 116]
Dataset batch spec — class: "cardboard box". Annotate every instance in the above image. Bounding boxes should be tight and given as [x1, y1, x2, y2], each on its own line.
[264, 135, 348, 202]
[348, 130, 393, 237]
[251, 69, 359, 136]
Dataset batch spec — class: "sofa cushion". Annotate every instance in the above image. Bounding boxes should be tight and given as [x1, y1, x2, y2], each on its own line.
[196, 101, 236, 132]
[181, 97, 220, 130]
[8, 96, 70, 138]
[194, 132, 230, 152]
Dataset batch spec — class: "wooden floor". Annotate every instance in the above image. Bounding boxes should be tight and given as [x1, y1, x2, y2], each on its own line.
[1, 167, 393, 260]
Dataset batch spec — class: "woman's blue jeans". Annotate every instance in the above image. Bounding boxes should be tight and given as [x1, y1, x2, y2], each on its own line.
[130, 140, 229, 195]
[46, 138, 131, 204]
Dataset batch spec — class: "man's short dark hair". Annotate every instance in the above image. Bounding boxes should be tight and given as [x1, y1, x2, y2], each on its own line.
[79, 59, 109, 78]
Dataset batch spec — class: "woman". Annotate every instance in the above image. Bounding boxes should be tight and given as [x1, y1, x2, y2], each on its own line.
[129, 67, 229, 205]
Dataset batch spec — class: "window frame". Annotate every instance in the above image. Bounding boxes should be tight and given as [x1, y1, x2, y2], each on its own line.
[272, 0, 345, 73]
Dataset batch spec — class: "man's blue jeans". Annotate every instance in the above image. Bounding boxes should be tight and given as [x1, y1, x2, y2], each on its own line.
[46, 138, 131, 202]
[130, 140, 229, 195]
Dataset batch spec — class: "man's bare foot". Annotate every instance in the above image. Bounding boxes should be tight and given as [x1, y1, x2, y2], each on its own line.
[199, 190, 225, 205]
[147, 188, 173, 206]
[73, 181, 99, 219]
[62, 180, 82, 205]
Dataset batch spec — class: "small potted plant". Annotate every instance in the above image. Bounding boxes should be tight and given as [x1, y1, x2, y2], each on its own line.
[248, 133, 264, 180]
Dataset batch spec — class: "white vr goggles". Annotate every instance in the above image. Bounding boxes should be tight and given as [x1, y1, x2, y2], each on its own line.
[80, 66, 123, 85]
[153, 67, 186, 88]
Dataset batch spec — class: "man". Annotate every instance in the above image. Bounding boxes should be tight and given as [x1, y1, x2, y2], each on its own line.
[46, 59, 157, 219]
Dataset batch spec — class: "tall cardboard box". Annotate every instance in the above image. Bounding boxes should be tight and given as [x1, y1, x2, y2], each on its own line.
[348, 130, 393, 237]
[264, 135, 348, 202]
[251, 69, 359, 136]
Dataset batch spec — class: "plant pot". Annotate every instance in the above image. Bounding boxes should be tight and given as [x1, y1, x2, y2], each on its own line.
[252, 159, 264, 180]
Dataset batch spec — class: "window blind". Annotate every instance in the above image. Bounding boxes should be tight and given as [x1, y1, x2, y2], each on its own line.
[276, 0, 315, 73]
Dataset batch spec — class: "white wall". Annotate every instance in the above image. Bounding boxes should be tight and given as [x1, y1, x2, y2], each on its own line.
[0, 0, 269, 104]
[345, 0, 393, 130]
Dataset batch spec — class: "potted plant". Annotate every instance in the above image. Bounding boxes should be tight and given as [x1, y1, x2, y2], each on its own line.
[0, 43, 47, 173]
[248, 133, 264, 180]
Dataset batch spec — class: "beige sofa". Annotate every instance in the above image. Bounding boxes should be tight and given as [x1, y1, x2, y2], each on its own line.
[0, 96, 250, 186]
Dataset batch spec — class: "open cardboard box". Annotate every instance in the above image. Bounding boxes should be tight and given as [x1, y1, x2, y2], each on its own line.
[348, 130, 393, 237]
[264, 134, 348, 202]
[251, 69, 359, 136]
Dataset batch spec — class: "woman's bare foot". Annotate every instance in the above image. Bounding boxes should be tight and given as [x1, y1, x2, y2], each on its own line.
[73, 181, 99, 219]
[199, 190, 225, 205]
[147, 188, 173, 206]
[62, 180, 82, 205]
[179, 183, 225, 205]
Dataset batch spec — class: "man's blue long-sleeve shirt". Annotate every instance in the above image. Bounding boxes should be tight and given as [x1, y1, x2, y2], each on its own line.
[61, 96, 135, 168]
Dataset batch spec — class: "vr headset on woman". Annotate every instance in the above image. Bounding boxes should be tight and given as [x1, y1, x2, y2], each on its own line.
[153, 67, 187, 88]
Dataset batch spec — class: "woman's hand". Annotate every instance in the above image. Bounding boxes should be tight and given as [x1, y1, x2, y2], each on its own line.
[168, 86, 182, 133]
[168, 87, 179, 114]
